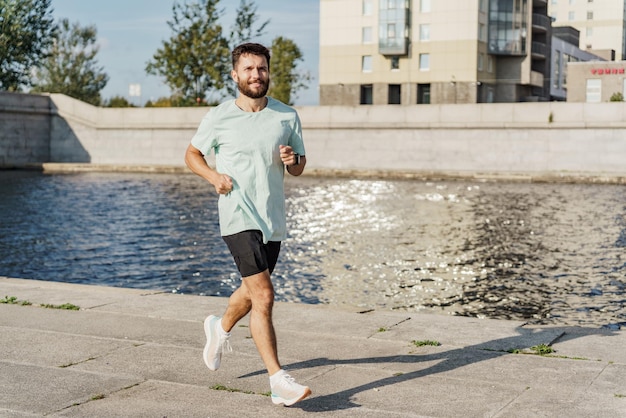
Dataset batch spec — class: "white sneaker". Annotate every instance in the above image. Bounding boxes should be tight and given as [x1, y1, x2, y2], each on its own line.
[270, 370, 312, 406]
[203, 315, 231, 371]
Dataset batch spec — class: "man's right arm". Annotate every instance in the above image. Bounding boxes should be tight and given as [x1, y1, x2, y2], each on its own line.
[184, 144, 233, 194]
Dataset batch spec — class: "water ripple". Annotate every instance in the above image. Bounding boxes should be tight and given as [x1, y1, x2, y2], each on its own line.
[0, 171, 624, 328]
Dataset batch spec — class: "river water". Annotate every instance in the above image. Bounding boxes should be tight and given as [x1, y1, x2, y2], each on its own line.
[1, 171, 624, 328]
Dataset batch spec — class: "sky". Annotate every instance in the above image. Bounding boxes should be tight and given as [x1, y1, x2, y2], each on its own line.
[50, 0, 320, 106]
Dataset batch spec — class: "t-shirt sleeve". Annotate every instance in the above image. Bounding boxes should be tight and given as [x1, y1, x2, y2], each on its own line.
[190, 111, 217, 156]
[289, 113, 306, 156]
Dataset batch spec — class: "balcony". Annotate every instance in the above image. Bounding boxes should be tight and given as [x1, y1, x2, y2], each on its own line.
[379, 37, 409, 56]
[532, 41, 548, 59]
[532, 13, 550, 33]
[530, 70, 544, 88]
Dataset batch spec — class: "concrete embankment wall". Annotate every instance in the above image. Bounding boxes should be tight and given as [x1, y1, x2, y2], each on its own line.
[1, 91, 626, 182]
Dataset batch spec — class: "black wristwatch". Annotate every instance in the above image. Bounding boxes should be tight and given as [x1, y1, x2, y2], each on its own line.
[292, 153, 300, 166]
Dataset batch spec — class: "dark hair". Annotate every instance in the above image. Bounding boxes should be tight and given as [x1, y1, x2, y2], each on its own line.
[231, 43, 271, 69]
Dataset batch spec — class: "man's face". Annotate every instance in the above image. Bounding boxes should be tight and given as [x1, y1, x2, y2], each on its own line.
[232, 53, 270, 99]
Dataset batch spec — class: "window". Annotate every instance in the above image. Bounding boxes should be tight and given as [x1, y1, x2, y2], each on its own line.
[587, 11, 593, 20]
[478, 53, 484, 71]
[487, 56, 494, 73]
[586, 27, 593, 37]
[553, 52, 561, 89]
[363, 0, 373, 15]
[623, 79, 626, 100]
[387, 23, 396, 39]
[360, 85, 373, 104]
[569, 11, 575, 20]
[586, 79, 601, 103]
[362, 27, 373, 43]
[488, 0, 527, 55]
[388, 84, 401, 104]
[417, 84, 430, 104]
[420, 0, 431, 13]
[387, 0, 396, 9]
[478, 23, 486, 42]
[420, 24, 430, 41]
[362, 55, 373, 72]
[569, 0, 575, 4]
[390, 56, 400, 70]
[419, 53, 430, 70]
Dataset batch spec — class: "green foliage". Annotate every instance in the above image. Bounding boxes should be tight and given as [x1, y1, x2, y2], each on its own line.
[1, 295, 31, 305]
[610, 92, 624, 102]
[145, 0, 230, 104]
[0, 0, 56, 91]
[31, 18, 108, 105]
[530, 344, 554, 355]
[268, 36, 311, 105]
[41, 302, 80, 310]
[144, 97, 175, 107]
[104, 95, 135, 108]
[411, 339, 441, 347]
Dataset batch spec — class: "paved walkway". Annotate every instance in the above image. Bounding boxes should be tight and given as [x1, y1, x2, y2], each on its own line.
[1, 277, 625, 417]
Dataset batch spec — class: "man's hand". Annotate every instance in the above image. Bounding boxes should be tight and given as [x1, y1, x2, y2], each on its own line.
[279, 145, 298, 166]
[212, 173, 233, 195]
[279, 144, 305, 176]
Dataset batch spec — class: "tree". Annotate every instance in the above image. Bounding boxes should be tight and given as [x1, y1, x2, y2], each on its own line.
[268, 36, 311, 105]
[31, 19, 108, 106]
[104, 95, 134, 108]
[225, 0, 270, 97]
[0, 0, 56, 91]
[609, 92, 624, 102]
[145, 0, 230, 104]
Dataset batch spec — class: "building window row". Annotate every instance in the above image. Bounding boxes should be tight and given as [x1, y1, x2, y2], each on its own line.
[359, 83, 432, 105]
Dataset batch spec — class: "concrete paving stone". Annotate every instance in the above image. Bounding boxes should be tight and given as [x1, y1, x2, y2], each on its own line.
[0, 276, 225, 322]
[49, 379, 318, 418]
[0, 304, 203, 347]
[0, 362, 141, 416]
[545, 326, 626, 364]
[2, 277, 625, 418]
[0, 326, 134, 368]
[68, 343, 267, 392]
[0, 408, 42, 417]
[495, 378, 626, 417]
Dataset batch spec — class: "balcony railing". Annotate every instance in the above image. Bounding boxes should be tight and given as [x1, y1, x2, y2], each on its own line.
[532, 41, 549, 59]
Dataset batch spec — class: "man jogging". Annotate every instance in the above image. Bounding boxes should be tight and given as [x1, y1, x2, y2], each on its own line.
[184, 42, 311, 407]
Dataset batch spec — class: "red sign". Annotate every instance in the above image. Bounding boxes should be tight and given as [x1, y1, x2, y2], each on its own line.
[590, 68, 625, 75]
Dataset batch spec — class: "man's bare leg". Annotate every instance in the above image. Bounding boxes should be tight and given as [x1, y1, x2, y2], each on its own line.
[231, 269, 281, 375]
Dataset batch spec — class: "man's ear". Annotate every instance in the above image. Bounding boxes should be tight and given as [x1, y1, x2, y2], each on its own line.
[231, 69, 238, 82]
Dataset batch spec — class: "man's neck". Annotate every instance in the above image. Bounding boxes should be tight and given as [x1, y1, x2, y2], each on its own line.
[235, 96, 268, 112]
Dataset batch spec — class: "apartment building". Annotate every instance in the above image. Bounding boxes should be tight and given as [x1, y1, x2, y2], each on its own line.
[320, 0, 555, 105]
[319, 0, 606, 105]
[548, 0, 626, 61]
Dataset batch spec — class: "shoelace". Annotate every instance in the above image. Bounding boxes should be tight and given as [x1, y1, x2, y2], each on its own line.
[218, 335, 232, 354]
[281, 373, 296, 385]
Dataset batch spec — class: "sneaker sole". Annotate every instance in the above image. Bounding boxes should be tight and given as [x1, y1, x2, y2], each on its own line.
[203, 315, 219, 371]
[272, 387, 312, 406]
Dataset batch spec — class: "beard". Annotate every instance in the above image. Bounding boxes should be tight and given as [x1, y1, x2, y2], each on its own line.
[237, 78, 269, 99]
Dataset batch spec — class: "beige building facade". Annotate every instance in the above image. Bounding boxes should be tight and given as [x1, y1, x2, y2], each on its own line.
[319, 0, 555, 105]
[548, 0, 626, 60]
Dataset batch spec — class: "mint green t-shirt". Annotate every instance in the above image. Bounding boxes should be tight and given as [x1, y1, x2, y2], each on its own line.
[190, 97, 305, 243]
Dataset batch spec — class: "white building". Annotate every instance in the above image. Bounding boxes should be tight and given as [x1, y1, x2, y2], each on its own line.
[548, 0, 626, 60]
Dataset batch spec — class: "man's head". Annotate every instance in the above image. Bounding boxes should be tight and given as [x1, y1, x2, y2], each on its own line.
[231, 43, 271, 99]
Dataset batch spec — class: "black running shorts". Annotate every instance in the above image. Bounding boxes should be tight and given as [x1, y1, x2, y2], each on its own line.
[222, 230, 281, 278]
